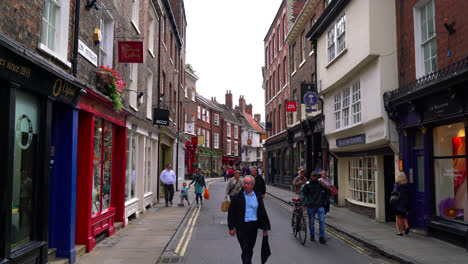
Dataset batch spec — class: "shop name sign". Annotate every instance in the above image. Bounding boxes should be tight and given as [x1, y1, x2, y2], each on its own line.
[423, 94, 462, 121]
[286, 101, 297, 112]
[336, 134, 366, 147]
[118, 41, 143, 63]
[153, 108, 169, 126]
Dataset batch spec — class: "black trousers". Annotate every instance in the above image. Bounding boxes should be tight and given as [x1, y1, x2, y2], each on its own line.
[163, 184, 174, 204]
[236, 221, 258, 264]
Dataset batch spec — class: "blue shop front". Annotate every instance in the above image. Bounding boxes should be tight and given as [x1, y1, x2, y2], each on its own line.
[384, 57, 468, 249]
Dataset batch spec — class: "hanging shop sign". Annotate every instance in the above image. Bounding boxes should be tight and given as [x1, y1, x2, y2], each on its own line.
[336, 134, 366, 147]
[247, 139, 252, 145]
[304, 91, 318, 107]
[153, 108, 169, 126]
[265, 122, 272, 131]
[118, 41, 144, 63]
[286, 101, 297, 112]
[197, 135, 205, 146]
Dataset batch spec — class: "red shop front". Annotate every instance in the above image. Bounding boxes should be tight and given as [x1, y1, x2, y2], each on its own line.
[75, 90, 128, 252]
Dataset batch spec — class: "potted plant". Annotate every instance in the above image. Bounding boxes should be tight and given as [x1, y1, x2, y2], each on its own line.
[97, 65, 126, 111]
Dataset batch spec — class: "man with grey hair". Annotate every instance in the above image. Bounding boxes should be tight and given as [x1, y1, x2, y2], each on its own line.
[225, 170, 244, 200]
[228, 175, 270, 264]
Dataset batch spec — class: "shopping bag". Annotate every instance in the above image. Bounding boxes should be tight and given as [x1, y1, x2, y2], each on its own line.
[221, 200, 230, 212]
[203, 188, 210, 200]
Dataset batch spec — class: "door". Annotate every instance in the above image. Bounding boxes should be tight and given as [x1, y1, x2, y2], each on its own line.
[384, 156, 396, 222]
[413, 150, 426, 228]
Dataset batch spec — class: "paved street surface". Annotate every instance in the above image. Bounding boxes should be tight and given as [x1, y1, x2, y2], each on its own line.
[165, 179, 396, 264]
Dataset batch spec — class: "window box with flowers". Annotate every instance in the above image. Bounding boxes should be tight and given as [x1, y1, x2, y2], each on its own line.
[97, 65, 126, 111]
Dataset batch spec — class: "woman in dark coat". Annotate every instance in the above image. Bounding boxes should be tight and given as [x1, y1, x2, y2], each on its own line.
[392, 172, 411, 236]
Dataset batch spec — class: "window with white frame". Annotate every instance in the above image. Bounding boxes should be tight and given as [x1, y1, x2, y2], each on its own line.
[197, 105, 201, 119]
[334, 80, 361, 130]
[132, 0, 140, 31]
[129, 64, 138, 108]
[227, 139, 231, 155]
[248, 131, 252, 140]
[291, 43, 296, 72]
[214, 133, 219, 149]
[349, 157, 375, 204]
[415, 0, 437, 76]
[234, 141, 239, 156]
[301, 31, 306, 62]
[206, 133, 210, 148]
[227, 123, 231, 138]
[327, 14, 346, 63]
[146, 69, 153, 119]
[283, 15, 287, 41]
[148, 11, 155, 54]
[40, 0, 70, 63]
[277, 25, 281, 49]
[206, 110, 210, 124]
[214, 114, 219, 126]
[272, 33, 276, 57]
[202, 130, 206, 147]
[234, 125, 238, 139]
[197, 127, 201, 136]
[202, 108, 206, 122]
[99, 13, 114, 67]
[192, 89, 195, 101]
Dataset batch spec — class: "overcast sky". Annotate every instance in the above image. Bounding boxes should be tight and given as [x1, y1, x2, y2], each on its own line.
[184, 0, 283, 121]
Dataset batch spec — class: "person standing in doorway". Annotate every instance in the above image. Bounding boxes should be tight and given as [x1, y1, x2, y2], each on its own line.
[251, 167, 266, 198]
[160, 164, 176, 207]
[302, 171, 329, 244]
[189, 168, 206, 207]
[228, 175, 271, 264]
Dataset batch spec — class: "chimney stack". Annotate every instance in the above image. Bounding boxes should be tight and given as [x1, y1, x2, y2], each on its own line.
[246, 104, 253, 115]
[254, 114, 261, 121]
[225, 90, 233, 110]
[239, 95, 246, 114]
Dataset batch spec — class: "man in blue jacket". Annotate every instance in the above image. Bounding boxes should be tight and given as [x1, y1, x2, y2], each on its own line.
[301, 171, 329, 244]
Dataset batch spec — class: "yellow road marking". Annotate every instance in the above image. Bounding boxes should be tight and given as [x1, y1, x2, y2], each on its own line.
[174, 207, 199, 254]
[179, 205, 201, 256]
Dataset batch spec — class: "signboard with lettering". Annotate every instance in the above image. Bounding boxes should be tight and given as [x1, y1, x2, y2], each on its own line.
[265, 122, 272, 131]
[153, 108, 169, 126]
[0, 44, 81, 106]
[78, 40, 98, 67]
[286, 101, 297, 112]
[423, 95, 462, 121]
[118, 41, 144, 63]
[304, 91, 318, 107]
[336, 134, 366, 147]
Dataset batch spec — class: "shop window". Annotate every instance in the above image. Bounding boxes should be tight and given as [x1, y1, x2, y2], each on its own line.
[145, 138, 153, 194]
[349, 157, 375, 204]
[92, 118, 113, 215]
[126, 131, 137, 201]
[11, 90, 40, 248]
[433, 123, 467, 222]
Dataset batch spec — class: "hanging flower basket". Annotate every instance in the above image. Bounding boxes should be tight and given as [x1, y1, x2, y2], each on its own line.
[97, 65, 126, 112]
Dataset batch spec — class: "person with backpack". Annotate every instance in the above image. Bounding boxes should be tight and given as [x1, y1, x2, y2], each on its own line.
[226, 170, 244, 200]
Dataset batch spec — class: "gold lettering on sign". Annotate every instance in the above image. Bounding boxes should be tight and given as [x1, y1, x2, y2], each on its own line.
[53, 79, 63, 97]
[7, 61, 20, 73]
[20, 66, 31, 78]
[0, 57, 32, 78]
[0, 58, 5, 66]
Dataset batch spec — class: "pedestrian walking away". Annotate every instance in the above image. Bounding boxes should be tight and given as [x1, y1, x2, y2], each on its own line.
[228, 175, 271, 264]
[223, 166, 228, 182]
[225, 170, 244, 201]
[189, 168, 206, 207]
[392, 172, 411, 236]
[292, 169, 307, 198]
[251, 167, 266, 198]
[301, 171, 329, 244]
[160, 164, 176, 207]
[178, 182, 190, 207]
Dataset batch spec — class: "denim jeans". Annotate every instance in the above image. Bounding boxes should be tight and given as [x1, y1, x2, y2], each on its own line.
[307, 207, 325, 238]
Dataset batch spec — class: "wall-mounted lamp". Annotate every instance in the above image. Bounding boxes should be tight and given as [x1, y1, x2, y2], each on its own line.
[138, 92, 144, 106]
[86, 0, 99, 10]
[443, 22, 456, 35]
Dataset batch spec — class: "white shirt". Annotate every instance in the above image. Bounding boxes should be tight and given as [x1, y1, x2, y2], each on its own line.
[160, 169, 176, 184]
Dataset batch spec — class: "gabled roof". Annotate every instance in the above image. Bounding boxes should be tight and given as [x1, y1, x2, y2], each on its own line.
[212, 101, 242, 126]
[244, 113, 266, 134]
[196, 93, 224, 112]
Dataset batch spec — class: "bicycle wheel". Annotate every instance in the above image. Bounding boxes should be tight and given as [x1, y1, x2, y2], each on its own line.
[291, 210, 298, 237]
[298, 214, 307, 245]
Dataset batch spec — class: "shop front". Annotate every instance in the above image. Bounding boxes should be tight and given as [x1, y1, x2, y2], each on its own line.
[264, 132, 289, 188]
[75, 91, 127, 252]
[0, 35, 83, 264]
[124, 120, 159, 224]
[385, 63, 468, 247]
[158, 133, 174, 199]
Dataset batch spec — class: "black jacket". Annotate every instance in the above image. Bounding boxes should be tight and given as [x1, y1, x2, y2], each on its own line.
[392, 183, 410, 213]
[228, 190, 271, 231]
[189, 173, 205, 187]
[301, 180, 328, 208]
[253, 175, 266, 197]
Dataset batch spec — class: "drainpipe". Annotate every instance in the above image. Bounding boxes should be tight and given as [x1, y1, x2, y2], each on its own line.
[156, 13, 162, 202]
[175, 47, 181, 191]
[72, 0, 81, 77]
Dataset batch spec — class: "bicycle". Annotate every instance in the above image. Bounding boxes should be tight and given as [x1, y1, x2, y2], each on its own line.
[289, 198, 307, 245]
